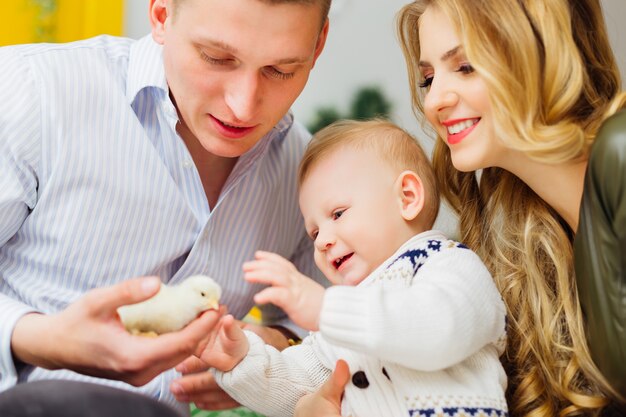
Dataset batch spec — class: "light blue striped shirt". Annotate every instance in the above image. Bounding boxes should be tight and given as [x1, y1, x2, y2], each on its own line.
[0, 34, 323, 413]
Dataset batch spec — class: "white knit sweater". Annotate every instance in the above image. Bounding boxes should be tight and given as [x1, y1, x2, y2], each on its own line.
[214, 230, 508, 417]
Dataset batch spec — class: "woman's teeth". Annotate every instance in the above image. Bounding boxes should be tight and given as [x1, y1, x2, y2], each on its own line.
[447, 119, 478, 135]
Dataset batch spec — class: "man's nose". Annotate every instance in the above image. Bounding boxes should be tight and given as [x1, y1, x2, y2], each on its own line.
[225, 71, 262, 123]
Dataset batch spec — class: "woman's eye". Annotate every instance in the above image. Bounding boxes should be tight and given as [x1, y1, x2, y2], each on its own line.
[457, 63, 475, 74]
[419, 77, 433, 89]
[310, 230, 319, 240]
[332, 210, 345, 220]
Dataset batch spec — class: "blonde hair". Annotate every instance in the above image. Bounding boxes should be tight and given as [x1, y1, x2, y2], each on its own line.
[299, 119, 440, 229]
[398, 0, 626, 416]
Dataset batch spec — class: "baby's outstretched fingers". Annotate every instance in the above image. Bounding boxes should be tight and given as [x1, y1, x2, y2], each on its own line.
[253, 286, 289, 308]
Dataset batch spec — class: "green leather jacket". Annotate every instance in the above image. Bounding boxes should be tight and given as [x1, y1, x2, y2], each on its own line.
[574, 109, 626, 400]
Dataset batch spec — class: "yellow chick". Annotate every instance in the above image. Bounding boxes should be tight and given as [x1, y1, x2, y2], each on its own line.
[117, 275, 222, 336]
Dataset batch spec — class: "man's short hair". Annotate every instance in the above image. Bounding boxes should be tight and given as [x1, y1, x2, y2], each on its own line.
[172, 0, 331, 30]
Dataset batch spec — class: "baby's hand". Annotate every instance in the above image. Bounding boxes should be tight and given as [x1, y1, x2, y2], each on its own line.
[197, 315, 249, 372]
[243, 251, 325, 331]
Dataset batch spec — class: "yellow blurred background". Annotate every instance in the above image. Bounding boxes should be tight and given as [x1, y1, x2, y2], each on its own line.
[2, 0, 123, 46]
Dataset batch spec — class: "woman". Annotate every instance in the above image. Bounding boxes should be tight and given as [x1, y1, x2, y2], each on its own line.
[296, 0, 625, 415]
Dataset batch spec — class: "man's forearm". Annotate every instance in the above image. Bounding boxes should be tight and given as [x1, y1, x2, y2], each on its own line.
[11, 313, 59, 370]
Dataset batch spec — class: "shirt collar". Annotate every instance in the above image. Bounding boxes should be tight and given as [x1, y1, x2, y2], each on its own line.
[126, 35, 168, 105]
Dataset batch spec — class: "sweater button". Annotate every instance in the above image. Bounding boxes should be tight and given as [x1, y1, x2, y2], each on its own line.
[351, 371, 369, 389]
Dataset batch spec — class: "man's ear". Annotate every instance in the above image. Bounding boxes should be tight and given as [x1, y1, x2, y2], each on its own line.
[395, 170, 425, 221]
[311, 19, 329, 68]
[149, 0, 169, 45]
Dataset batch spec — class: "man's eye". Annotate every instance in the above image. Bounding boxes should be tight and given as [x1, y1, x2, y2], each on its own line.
[263, 67, 295, 80]
[200, 51, 231, 65]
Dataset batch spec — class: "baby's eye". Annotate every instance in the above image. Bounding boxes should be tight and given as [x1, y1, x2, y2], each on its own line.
[332, 209, 345, 220]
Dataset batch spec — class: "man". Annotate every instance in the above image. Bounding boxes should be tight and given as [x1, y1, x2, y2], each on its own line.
[0, 0, 330, 415]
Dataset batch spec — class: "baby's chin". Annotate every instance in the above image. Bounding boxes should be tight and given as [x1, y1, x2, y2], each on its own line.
[339, 273, 368, 287]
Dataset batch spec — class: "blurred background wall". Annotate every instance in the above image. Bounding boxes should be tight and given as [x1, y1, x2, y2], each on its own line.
[3, 0, 123, 44]
[3, 0, 626, 234]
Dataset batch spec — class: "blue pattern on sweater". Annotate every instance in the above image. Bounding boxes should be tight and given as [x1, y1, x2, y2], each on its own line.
[409, 407, 508, 417]
[388, 239, 469, 274]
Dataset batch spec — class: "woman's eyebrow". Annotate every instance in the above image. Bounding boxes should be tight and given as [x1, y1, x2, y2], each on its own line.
[418, 45, 462, 67]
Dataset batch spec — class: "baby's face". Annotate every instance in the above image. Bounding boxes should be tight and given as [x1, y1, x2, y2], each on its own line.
[299, 146, 414, 286]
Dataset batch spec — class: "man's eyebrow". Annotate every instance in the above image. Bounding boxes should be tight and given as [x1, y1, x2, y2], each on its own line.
[202, 38, 238, 54]
[200, 38, 309, 65]
[273, 56, 310, 65]
[418, 45, 462, 68]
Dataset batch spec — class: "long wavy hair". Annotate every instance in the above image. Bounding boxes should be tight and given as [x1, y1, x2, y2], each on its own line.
[398, 0, 626, 415]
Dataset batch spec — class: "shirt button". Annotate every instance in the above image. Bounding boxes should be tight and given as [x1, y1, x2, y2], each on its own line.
[183, 160, 193, 168]
[351, 371, 369, 389]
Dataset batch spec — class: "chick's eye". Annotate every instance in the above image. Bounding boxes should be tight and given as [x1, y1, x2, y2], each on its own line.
[201, 292, 206, 297]
[332, 209, 345, 220]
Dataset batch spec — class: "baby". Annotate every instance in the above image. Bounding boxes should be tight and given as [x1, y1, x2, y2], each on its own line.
[201, 119, 508, 417]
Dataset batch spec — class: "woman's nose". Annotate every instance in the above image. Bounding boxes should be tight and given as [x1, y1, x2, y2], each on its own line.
[424, 77, 459, 114]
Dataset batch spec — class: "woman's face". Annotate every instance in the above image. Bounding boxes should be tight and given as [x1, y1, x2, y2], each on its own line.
[419, 6, 507, 172]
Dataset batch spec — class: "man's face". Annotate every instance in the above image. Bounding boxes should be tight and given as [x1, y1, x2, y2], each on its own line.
[150, 0, 328, 158]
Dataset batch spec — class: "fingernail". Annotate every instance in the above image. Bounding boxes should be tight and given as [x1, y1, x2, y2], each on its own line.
[141, 277, 160, 294]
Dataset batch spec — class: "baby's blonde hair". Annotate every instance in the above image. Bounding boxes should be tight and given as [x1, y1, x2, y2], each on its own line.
[398, 0, 625, 415]
[299, 119, 440, 229]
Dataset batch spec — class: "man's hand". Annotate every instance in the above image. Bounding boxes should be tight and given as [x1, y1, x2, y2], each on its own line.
[294, 359, 349, 417]
[243, 251, 325, 331]
[11, 276, 222, 387]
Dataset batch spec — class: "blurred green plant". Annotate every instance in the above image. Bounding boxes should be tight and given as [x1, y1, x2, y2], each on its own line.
[307, 107, 343, 135]
[307, 86, 392, 134]
[350, 86, 392, 121]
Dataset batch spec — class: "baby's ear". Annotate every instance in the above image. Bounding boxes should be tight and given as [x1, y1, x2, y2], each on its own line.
[395, 170, 425, 221]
